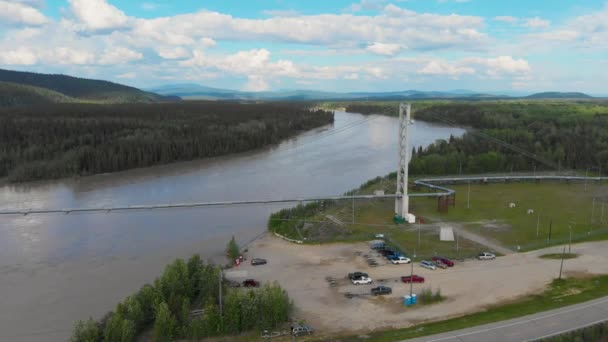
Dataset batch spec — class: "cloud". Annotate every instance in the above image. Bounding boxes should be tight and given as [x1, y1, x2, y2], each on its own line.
[524, 16, 551, 29]
[466, 56, 531, 76]
[348, 0, 387, 12]
[141, 2, 158, 11]
[262, 9, 300, 17]
[418, 60, 475, 76]
[0, 1, 48, 25]
[495, 16, 518, 23]
[117, 72, 136, 79]
[98, 47, 143, 64]
[157, 47, 191, 60]
[200, 37, 217, 48]
[68, 0, 130, 31]
[0, 47, 38, 65]
[366, 42, 402, 56]
[47, 47, 96, 65]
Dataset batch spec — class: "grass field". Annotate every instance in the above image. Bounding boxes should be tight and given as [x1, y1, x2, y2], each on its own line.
[326, 275, 608, 342]
[540, 253, 579, 259]
[411, 181, 608, 251]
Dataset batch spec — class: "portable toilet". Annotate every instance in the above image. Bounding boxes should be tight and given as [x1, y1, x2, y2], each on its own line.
[411, 294, 417, 304]
[404, 295, 412, 306]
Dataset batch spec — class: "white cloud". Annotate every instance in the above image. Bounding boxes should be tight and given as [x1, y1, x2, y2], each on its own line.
[495, 16, 518, 23]
[68, 0, 129, 31]
[244, 75, 270, 91]
[98, 47, 143, 64]
[524, 17, 551, 29]
[0, 47, 38, 65]
[0, 1, 48, 25]
[262, 9, 300, 17]
[344, 73, 359, 80]
[117, 72, 136, 79]
[418, 60, 475, 77]
[47, 47, 95, 65]
[157, 47, 191, 60]
[467, 56, 531, 76]
[141, 2, 158, 11]
[366, 42, 402, 56]
[200, 37, 217, 48]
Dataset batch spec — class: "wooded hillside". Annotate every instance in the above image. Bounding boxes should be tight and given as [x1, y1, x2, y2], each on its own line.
[0, 101, 333, 182]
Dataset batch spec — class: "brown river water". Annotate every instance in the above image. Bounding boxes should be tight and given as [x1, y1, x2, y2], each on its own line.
[0, 111, 463, 341]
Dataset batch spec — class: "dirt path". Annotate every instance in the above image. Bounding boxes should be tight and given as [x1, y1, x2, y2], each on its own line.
[451, 224, 514, 255]
[233, 235, 608, 337]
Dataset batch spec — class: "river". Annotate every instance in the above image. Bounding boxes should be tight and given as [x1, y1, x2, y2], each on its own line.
[0, 111, 463, 341]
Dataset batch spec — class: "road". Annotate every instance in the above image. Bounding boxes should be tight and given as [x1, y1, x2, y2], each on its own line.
[406, 296, 608, 342]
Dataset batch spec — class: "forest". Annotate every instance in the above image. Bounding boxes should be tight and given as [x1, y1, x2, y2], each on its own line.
[70, 255, 292, 341]
[346, 101, 608, 175]
[0, 101, 333, 182]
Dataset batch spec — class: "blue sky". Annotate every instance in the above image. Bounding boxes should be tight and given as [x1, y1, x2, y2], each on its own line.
[0, 0, 607, 94]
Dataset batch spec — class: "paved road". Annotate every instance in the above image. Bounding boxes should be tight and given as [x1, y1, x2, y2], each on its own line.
[406, 296, 608, 342]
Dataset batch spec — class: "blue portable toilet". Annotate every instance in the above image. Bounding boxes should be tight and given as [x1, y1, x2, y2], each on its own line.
[411, 294, 418, 304]
[404, 295, 412, 306]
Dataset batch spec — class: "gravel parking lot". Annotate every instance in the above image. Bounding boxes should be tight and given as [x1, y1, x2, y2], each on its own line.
[226, 234, 608, 337]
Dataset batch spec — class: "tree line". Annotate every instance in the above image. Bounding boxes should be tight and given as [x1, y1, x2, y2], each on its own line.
[349, 102, 608, 175]
[70, 255, 292, 341]
[0, 101, 333, 182]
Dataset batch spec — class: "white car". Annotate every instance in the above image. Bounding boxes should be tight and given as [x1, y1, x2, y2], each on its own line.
[390, 256, 412, 264]
[351, 276, 373, 285]
[420, 260, 437, 270]
[478, 252, 496, 260]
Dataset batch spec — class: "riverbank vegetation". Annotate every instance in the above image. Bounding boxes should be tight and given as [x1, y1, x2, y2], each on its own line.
[70, 255, 292, 341]
[331, 275, 608, 342]
[0, 101, 333, 182]
[346, 101, 608, 175]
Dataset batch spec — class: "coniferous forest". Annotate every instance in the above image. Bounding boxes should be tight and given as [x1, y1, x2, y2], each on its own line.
[0, 102, 333, 182]
[346, 101, 608, 175]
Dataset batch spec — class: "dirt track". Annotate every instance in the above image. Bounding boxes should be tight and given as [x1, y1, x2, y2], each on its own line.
[229, 234, 608, 336]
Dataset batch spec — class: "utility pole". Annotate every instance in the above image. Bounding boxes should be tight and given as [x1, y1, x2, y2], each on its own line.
[352, 193, 355, 224]
[409, 258, 414, 297]
[417, 225, 421, 251]
[568, 225, 572, 254]
[591, 197, 596, 224]
[558, 247, 566, 280]
[467, 182, 471, 209]
[456, 231, 460, 259]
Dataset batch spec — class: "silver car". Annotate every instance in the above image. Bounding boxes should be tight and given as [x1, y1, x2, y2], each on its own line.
[420, 260, 437, 270]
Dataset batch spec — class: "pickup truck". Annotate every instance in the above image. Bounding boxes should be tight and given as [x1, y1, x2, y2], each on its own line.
[348, 272, 369, 280]
[371, 286, 392, 296]
[352, 276, 373, 285]
[401, 275, 425, 283]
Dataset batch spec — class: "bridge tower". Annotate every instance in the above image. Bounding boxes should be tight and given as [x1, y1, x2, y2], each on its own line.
[395, 103, 413, 223]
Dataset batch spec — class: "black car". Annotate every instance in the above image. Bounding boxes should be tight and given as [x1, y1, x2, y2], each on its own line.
[348, 272, 369, 280]
[251, 258, 267, 266]
[371, 286, 392, 296]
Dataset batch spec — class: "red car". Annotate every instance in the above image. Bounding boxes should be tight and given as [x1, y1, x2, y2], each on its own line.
[432, 256, 454, 267]
[401, 275, 425, 283]
[242, 279, 260, 287]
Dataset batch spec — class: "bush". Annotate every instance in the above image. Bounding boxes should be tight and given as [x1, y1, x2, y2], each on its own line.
[69, 319, 100, 342]
[419, 287, 444, 305]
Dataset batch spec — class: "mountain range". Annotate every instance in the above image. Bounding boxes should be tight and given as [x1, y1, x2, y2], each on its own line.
[147, 83, 597, 101]
[0, 69, 600, 107]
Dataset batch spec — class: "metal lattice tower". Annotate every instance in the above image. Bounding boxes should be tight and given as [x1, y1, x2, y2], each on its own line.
[395, 103, 411, 219]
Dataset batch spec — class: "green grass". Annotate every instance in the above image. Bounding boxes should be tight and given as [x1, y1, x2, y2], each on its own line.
[418, 287, 444, 305]
[326, 275, 608, 342]
[540, 253, 579, 259]
[411, 181, 608, 251]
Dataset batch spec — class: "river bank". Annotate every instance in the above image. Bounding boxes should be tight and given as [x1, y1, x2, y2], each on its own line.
[0, 111, 464, 341]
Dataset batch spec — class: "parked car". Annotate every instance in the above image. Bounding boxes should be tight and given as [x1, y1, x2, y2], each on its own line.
[348, 272, 369, 280]
[432, 256, 455, 267]
[352, 276, 373, 285]
[420, 260, 437, 270]
[401, 275, 425, 283]
[242, 279, 260, 287]
[390, 256, 411, 264]
[433, 260, 448, 269]
[251, 258, 267, 266]
[371, 286, 392, 296]
[478, 252, 496, 260]
[291, 324, 314, 336]
[374, 233, 385, 239]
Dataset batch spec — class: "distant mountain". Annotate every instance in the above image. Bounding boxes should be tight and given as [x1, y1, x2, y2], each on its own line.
[0, 69, 171, 106]
[147, 84, 511, 101]
[526, 92, 593, 99]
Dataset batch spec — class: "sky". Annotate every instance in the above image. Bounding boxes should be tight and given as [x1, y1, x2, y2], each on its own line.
[0, 0, 607, 94]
